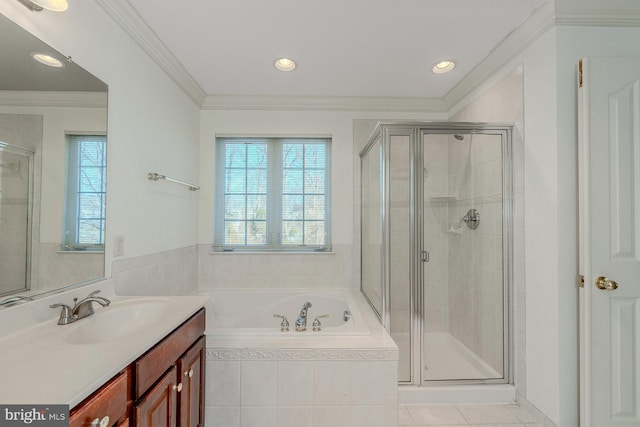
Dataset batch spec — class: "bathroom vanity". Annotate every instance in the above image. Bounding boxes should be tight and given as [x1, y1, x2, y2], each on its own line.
[0, 293, 208, 427]
[70, 309, 205, 426]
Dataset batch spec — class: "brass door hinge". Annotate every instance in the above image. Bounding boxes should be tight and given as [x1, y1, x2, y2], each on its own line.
[577, 274, 585, 288]
[578, 60, 583, 88]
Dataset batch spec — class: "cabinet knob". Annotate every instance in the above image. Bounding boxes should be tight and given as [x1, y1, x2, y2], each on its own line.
[91, 416, 109, 427]
[173, 382, 183, 392]
[184, 369, 194, 378]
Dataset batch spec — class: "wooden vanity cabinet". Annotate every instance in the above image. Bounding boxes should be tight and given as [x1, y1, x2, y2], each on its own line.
[69, 309, 205, 427]
[69, 368, 131, 427]
[135, 366, 178, 427]
[133, 309, 205, 427]
[178, 336, 205, 427]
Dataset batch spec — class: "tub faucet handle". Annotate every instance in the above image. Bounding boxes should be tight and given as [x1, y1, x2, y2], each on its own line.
[312, 314, 329, 332]
[273, 314, 289, 332]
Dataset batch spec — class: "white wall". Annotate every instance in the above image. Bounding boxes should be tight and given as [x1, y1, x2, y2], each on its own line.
[521, 30, 562, 425]
[0, 1, 201, 276]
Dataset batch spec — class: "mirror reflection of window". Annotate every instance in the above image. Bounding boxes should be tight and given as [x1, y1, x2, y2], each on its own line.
[62, 134, 106, 251]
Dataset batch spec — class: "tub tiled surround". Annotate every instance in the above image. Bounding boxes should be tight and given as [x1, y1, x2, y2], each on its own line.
[112, 245, 197, 296]
[205, 351, 398, 427]
[198, 243, 354, 289]
[35, 243, 104, 289]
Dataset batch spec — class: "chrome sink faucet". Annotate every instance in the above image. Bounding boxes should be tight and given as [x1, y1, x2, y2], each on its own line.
[295, 301, 312, 332]
[50, 290, 111, 325]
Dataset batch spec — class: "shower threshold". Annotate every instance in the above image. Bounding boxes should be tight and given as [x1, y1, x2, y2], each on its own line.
[398, 383, 516, 404]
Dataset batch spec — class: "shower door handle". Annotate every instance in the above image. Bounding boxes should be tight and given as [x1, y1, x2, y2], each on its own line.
[421, 250, 430, 262]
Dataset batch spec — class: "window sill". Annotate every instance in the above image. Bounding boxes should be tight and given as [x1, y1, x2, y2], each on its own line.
[57, 250, 104, 254]
[208, 250, 335, 255]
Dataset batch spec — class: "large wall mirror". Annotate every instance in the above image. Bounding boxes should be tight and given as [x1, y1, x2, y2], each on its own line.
[0, 13, 108, 306]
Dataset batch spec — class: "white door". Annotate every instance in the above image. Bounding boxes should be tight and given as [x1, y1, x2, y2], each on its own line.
[578, 57, 640, 427]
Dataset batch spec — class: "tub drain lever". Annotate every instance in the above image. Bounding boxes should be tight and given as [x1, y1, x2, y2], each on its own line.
[273, 314, 289, 332]
[312, 315, 329, 332]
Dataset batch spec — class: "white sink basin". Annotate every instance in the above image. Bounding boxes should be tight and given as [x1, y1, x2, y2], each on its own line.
[63, 298, 175, 345]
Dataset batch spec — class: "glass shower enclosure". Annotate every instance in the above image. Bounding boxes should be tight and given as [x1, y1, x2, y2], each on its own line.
[360, 122, 512, 385]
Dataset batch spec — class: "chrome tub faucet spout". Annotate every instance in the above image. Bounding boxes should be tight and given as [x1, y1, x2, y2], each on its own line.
[295, 301, 312, 332]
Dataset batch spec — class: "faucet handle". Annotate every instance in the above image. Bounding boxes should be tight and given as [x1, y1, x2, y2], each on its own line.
[86, 290, 102, 298]
[312, 315, 329, 332]
[273, 314, 289, 332]
[49, 303, 74, 325]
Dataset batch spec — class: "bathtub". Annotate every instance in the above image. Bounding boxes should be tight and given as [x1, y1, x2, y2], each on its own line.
[195, 288, 399, 427]
[192, 288, 370, 336]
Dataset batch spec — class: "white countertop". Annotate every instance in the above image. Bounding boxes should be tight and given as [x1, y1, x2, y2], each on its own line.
[0, 295, 208, 407]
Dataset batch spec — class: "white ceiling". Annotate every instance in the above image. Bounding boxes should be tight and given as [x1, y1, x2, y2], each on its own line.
[126, 0, 546, 99]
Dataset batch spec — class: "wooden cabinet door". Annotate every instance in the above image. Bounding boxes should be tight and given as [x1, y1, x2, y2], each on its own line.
[135, 366, 178, 427]
[178, 336, 205, 427]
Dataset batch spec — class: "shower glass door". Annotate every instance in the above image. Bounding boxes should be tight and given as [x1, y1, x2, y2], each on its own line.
[0, 142, 33, 297]
[388, 129, 413, 383]
[421, 130, 508, 382]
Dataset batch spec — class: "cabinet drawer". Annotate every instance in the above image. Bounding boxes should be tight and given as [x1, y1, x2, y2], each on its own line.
[134, 309, 205, 399]
[70, 369, 130, 427]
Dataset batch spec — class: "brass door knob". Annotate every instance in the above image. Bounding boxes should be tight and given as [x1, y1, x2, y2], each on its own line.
[595, 276, 618, 290]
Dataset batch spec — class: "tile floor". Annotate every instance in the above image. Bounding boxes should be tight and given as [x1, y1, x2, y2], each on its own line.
[398, 403, 547, 426]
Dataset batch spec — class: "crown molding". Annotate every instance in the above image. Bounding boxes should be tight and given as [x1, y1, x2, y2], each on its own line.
[94, 0, 206, 106]
[556, 9, 640, 27]
[202, 94, 447, 112]
[0, 91, 108, 108]
[443, 1, 556, 111]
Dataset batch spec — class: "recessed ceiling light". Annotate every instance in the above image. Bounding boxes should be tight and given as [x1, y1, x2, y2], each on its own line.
[32, 0, 68, 11]
[274, 58, 296, 72]
[432, 60, 456, 74]
[31, 53, 64, 68]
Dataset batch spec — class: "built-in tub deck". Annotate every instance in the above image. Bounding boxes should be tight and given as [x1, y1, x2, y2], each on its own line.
[192, 288, 399, 427]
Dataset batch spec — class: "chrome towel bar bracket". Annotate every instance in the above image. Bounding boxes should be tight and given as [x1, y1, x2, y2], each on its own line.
[148, 172, 200, 191]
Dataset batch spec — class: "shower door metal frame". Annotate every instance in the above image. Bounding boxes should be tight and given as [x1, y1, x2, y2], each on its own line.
[359, 133, 386, 325]
[417, 123, 513, 386]
[0, 141, 35, 297]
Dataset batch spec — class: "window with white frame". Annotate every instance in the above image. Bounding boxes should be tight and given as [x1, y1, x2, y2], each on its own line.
[62, 134, 106, 251]
[214, 137, 331, 251]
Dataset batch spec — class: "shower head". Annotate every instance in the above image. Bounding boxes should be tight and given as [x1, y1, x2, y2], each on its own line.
[453, 134, 464, 141]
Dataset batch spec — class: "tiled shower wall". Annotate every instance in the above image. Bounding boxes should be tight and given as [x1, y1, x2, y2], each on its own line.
[449, 66, 532, 413]
[422, 135, 451, 333]
[447, 134, 504, 373]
